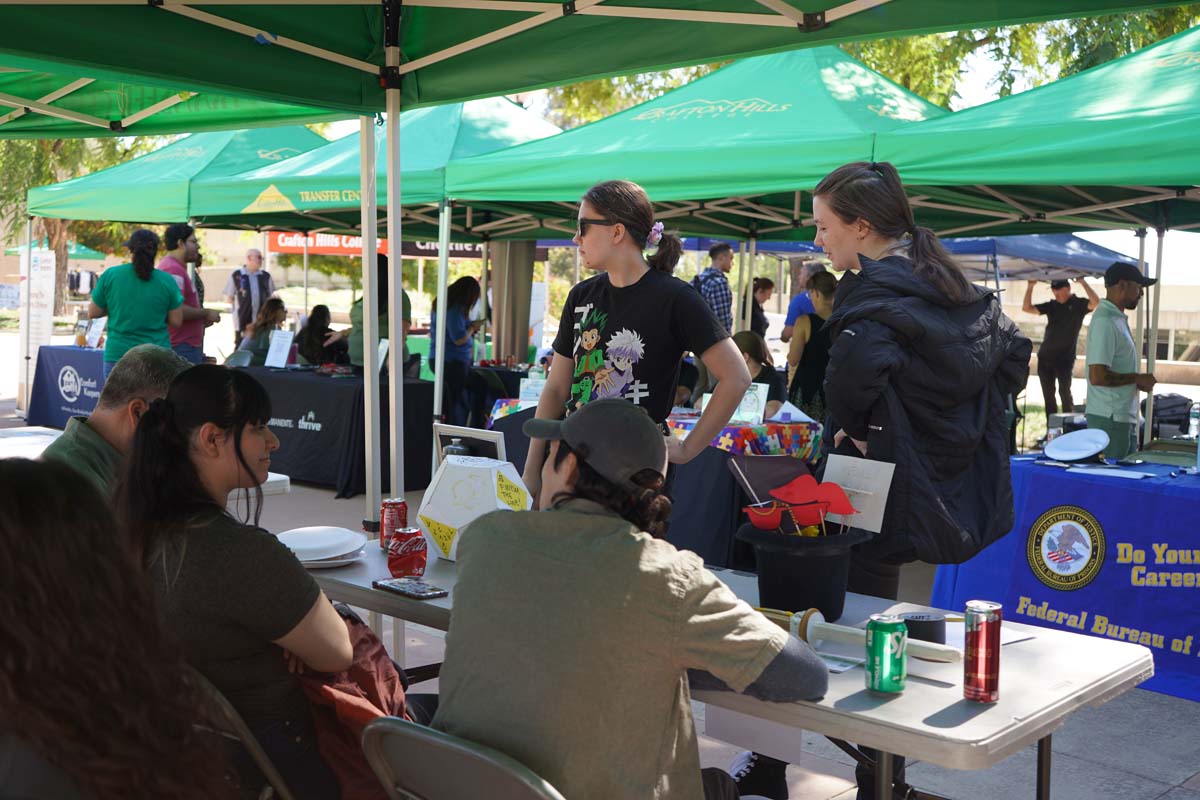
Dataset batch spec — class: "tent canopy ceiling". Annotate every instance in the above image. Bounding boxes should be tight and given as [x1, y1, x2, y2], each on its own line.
[0, 57, 348, 138]
[27, 126, 329, 223]
[4, 238, 107, 259]
[0, 2, 1189, 114]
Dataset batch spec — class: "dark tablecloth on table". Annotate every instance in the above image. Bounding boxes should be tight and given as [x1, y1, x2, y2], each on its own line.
[465, 367, 528, 428]
[242, 368, 433, 497]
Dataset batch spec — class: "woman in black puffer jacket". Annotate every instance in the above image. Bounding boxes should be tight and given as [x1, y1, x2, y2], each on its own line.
[814, 161, 1031, 799]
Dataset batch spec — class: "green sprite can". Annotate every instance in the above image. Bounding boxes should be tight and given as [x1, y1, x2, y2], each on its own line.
[865, 614, 908, 694]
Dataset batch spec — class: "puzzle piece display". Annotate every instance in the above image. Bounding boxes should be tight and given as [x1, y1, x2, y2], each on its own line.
[415, 455, 532, 561]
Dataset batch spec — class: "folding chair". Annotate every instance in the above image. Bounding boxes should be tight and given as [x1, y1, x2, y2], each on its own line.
[362, 717, 566, 800]
[187, 666, 296, 800]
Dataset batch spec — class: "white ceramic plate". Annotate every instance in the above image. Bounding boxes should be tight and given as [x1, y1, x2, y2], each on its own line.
[277, 526, 367, 562]
[301, 548, 366, 569]
[1044, 428, 1111, 462]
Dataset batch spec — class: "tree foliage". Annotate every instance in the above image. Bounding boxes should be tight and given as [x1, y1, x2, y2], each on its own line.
[0, 136, 156, 312]
[541, 7, 1200, 123]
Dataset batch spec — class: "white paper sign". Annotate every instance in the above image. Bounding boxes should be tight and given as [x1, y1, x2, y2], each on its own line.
[85, 316, 107, 349]
[699, 381, 770, 425]
[767, 401, 815, 424]
[528, 281, 547, 349]
[18, 248, 55, 411]
[518, 377, 545, 401]
[821, 454, 896, 534]
[265, 329, 295, 368]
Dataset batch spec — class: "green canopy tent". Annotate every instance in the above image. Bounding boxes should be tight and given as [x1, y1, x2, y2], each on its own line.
[871, 23, 1200, 444]
[0, 58, 347, 138]
[6, 0, 1184, 521]
[190, 96, 561, 240]
[27, 126, 329, 223]
[5, 238, 105, 260]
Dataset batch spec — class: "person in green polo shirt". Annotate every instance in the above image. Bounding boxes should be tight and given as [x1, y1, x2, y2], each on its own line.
[327, 255, 412, 372]
[1085, 262, 1158, 460]
[40, 345, 190, 496]
[89, 230, 184, 380]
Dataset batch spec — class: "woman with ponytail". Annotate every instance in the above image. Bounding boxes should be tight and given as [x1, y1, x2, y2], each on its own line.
[89, 228, 185, 379]
[434, 399, 828, 800]
[522, 179, 750, 499]
[117, 365, 352, 799]
[812, 161, 1031, 796]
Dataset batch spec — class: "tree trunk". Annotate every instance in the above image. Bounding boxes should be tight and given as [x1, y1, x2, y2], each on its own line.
[44, 218, 71, 316]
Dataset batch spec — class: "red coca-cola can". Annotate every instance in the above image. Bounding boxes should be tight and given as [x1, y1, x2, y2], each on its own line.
[380, 497, 408, 551]
[963, 600, 1002, 703]
[387, 527, 428, 578]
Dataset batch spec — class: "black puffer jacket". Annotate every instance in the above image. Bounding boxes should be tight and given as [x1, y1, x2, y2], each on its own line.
[822, 255, 1031, 565]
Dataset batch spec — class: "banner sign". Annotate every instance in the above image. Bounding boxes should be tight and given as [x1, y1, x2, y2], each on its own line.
[18, 248, 55, 411]
[933, 459, 1200, 701]
[268, 232, 547, 260]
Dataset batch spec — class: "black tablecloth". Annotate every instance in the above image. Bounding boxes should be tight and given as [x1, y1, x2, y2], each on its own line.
[466, 367, 528, 428]
[244, 368, 433, 497]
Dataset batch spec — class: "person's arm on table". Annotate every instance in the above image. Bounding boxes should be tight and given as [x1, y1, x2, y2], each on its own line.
[521, 352, 574, 505]
[688, 637, 828, 702]
[665, 339, 749, 465]
[276, 591, 353, 673]
[1079, 277, 1100, 311]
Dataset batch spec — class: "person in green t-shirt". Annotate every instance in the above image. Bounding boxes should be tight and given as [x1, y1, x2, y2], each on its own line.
[88, 229, 184, 379]
[40, 344, 190, 496]
[325, 255, 411, 371]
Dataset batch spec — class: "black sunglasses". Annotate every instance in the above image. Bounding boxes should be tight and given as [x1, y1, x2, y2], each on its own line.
[577, 217, 617, 236]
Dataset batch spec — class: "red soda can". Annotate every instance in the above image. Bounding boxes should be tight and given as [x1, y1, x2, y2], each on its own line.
[387, 527, 428, 578]
[964, 600, 1002, 703]
[380, 497, 408, 551]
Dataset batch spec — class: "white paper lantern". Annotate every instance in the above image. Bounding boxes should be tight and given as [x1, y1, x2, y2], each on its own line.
[415, 455, 532, 561]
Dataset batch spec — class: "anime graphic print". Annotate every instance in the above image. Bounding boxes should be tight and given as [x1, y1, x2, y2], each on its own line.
[569, 307, 609, 408]
[594, 328, 645, 399]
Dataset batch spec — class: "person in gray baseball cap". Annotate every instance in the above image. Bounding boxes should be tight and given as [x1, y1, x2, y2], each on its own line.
[1085, 262, 1157, 459]
[432, 397, 828, 800]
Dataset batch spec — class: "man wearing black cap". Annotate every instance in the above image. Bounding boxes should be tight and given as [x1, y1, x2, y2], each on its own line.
[1022, 276, 1099, 421]
[1084, 262, 1157, 459]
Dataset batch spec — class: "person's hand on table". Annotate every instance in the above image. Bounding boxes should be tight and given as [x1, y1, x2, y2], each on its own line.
[664, 432, 698, 465]
[834, 428, 868, 456]
[325, 329, 347, 345]
[1135, 373, 1157, 392]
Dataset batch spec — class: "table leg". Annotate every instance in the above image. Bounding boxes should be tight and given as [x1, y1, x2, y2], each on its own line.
[368, 610, 383, 637]
[1037, 735, 1052, 800]
[875, 751, 894, 800]
[392, 618, 406, 664]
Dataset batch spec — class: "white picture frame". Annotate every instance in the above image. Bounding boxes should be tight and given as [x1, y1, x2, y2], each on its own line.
[432, 423, 507, 467]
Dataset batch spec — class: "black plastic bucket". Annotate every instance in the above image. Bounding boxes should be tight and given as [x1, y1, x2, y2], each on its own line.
[735, 524, 873, 623]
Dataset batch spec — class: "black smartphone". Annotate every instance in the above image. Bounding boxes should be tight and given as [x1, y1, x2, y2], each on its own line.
[372, 577, 448, 600]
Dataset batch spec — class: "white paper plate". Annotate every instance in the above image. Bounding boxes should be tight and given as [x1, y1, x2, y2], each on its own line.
[301, 548, 366, 569]
[1044, 428, 1111, 462]
[278, 526, 367, 562]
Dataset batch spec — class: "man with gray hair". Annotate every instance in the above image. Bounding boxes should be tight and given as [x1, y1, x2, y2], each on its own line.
[223, 248, 277, 349]
[40, 344, 190, 495]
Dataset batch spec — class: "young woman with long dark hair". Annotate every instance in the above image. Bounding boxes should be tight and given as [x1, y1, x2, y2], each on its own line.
[0, 458, 231, 800]
[237, 297, 288, 366]
[814, 161, 1031, 797]
[430, 275, 482, 426]
[89, 228, 184, 379]
[117, 365, 353, 799]
[297, 304, 348, 365]
[522, 179, 750, 500]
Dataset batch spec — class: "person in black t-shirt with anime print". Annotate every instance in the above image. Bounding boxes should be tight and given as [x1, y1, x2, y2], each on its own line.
[522, 179, 750, 504]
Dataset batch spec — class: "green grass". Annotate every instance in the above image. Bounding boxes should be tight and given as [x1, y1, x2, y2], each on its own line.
[1015, 402, 1048, 453]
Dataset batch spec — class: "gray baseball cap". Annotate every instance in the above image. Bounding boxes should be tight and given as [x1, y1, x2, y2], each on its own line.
[523, 399, 667, 492]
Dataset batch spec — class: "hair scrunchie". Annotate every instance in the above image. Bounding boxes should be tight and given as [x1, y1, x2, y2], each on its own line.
[645, 221, 665, 247]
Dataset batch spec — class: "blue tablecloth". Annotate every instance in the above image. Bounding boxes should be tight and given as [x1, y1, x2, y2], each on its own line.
[27, 346, 105, 428]
[933, 457, 1200, 701]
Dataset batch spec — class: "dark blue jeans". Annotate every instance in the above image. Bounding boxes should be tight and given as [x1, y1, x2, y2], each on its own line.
[241, 715, 340, 800]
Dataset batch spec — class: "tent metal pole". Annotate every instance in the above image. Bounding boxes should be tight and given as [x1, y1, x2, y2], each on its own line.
[385, 37, 405, 497]
[432, 201, 452, 450]
[1133, 230, 1146, 372]
[1143, 228, 1165, 448]
[746, 236, 758, 331]
[358, 115, 382, 531]
[992, 253, 1001, 291]
[480, 239, 489, 354]
[302, 235, 309, 313]
[735, 241, 747, 333]
[21, 215, 32, 414]
[775, 256, 784, 314]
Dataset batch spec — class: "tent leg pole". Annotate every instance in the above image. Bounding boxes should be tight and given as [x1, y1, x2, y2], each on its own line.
[432, 201, 452, 474]
[1143, 228, 1165, 449]
[359, 115, 382, 532]
[735, 241, 747, 333]
[776, 256, 784, 314]
[385, 40, 405, 497]
[746, 236, 758, 332]
[1133, 229, 1146, 373]
[480, 240, 489, 356]
[22, 216, 32, 414]
[302, 237, 309, 313]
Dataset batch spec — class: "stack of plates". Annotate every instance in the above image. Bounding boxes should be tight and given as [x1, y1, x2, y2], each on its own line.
[277, 526, 368, 569]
